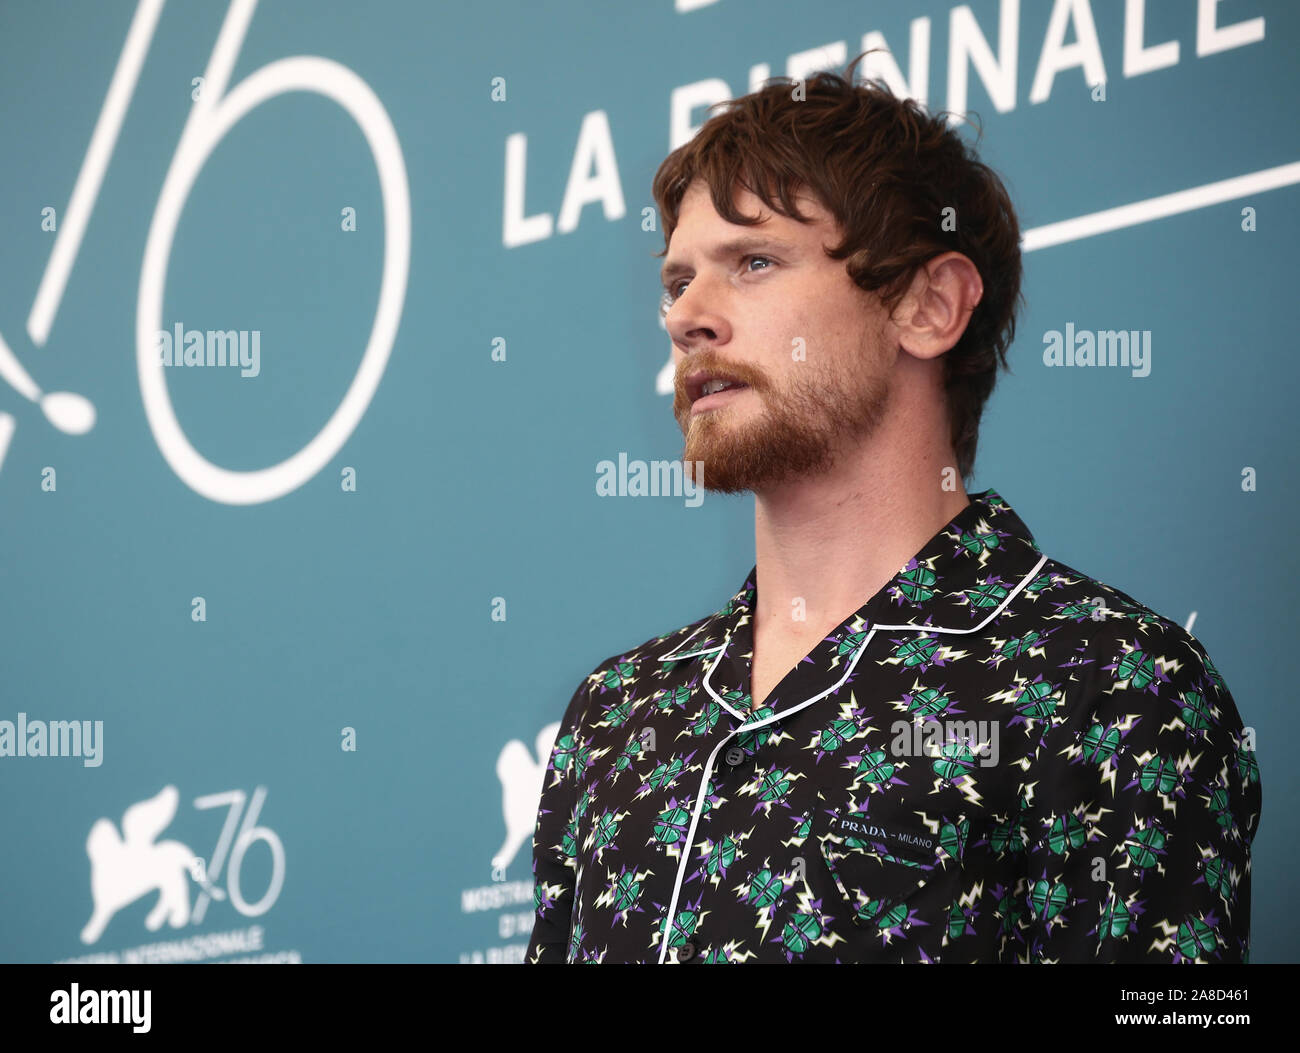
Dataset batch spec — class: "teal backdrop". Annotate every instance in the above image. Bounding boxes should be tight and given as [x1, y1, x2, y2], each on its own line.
[0, 0, 1294, 963]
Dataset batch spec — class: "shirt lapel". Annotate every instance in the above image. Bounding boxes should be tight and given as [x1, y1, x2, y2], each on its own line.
[677, 489, 1049, 726]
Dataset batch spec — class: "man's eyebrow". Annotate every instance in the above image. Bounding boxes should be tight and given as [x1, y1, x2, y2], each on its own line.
[659, 235, 798, 287]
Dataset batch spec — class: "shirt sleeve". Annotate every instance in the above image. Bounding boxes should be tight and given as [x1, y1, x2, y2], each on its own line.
[1022, 618, 1262, 963]
[525, 672, 592, 964]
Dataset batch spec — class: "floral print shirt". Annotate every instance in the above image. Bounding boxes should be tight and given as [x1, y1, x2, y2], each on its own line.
[527, 489, 1261, 963]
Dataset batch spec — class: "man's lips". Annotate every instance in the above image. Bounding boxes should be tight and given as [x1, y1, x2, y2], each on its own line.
[689, 383, 749, 414]
[683, 370, 753, 407]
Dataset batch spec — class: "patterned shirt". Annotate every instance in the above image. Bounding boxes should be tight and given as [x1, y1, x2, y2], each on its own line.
[527, 488, 1261, 963]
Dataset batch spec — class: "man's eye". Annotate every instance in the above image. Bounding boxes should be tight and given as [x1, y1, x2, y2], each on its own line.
[659, 280, 689, 316]
[660, 257, 773, 315]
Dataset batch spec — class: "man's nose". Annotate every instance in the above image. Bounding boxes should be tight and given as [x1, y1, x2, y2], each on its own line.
[667, 279, 730, 350]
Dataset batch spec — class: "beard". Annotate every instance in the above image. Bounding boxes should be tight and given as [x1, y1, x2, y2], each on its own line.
[673, 351, 892, 494]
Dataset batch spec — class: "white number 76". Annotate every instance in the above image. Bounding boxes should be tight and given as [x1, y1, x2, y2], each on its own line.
[1, 0, 410, 505]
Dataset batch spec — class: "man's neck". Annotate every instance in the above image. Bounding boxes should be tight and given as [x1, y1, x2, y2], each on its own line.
[751, 443, 971, 653]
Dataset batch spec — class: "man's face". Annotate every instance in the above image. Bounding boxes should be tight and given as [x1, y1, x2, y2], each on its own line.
[663, 180, 895, 493]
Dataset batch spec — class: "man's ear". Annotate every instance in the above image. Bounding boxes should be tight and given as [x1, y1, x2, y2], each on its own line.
[895, 252, 984, 360]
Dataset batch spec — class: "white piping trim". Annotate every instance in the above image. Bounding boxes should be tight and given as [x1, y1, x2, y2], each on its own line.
[702, 634, 747, 721]
[657, 552, 1050, 663]
[652, 551, 1048, 963]
[655, 619, 879, 963]
[662, 644, 726, 661]
[872, 553, 1049, 636]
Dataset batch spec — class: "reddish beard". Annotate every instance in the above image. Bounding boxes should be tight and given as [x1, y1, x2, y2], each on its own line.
[674, 355, 891, 493]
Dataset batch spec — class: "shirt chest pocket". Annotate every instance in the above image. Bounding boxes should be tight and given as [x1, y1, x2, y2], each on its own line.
[817, 811, 971, 934]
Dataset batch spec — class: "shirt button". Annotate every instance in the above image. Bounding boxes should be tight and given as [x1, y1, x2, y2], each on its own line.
[678, 940, 698, 962]
[724, 747, 744, 767]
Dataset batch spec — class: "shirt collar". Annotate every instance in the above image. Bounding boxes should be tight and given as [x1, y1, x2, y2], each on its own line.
[658, 488, 1047, 667]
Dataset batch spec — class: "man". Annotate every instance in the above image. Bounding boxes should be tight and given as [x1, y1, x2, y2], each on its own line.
[527, 61, 1261, 964]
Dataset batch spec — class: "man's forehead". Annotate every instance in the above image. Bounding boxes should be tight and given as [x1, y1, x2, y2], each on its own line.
[676, 179, 829, 226]
[668, 180, 835, 254]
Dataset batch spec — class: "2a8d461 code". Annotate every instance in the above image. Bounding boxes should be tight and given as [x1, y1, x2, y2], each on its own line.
[1122, 989, 1249, 1003]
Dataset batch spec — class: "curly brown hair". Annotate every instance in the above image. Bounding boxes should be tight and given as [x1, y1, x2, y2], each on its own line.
[651, 52, 1023, 482]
